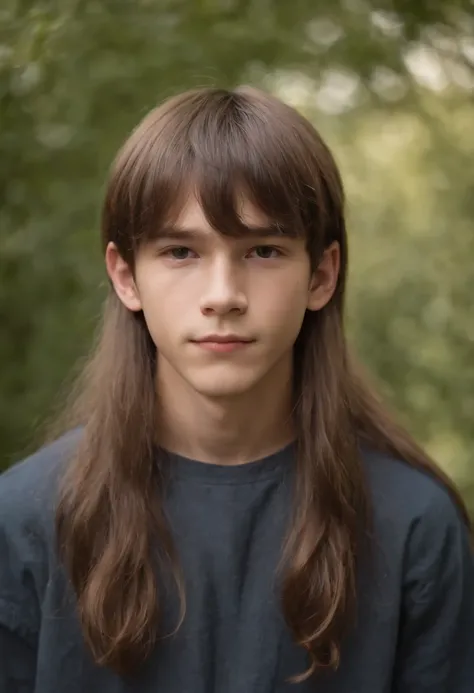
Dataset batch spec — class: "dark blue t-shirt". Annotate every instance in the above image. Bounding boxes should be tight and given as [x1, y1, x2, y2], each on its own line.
[0, 430, 473, 692]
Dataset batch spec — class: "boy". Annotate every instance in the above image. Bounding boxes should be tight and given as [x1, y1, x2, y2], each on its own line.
[0, 86, 473, 692]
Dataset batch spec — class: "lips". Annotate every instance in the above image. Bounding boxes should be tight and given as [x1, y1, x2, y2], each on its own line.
[195, 335, 253, 344]
[191, 336, 255, 353]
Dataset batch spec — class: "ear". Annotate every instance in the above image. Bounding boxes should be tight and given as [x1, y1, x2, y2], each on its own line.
[105, 242, 142, 312]
[307, 241, 340, 312]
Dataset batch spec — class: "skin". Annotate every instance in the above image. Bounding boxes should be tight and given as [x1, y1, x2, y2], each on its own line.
[106, 193, 339, 464]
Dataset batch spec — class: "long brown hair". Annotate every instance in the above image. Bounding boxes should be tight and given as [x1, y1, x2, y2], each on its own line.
[54, 86, 471, 681]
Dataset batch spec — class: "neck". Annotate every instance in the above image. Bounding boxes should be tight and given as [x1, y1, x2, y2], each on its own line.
[156, 358, 295, 465]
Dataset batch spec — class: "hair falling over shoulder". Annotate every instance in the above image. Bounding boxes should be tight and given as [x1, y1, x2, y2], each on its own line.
[53, 86, 471, 681]
[55, 296, 186, 672]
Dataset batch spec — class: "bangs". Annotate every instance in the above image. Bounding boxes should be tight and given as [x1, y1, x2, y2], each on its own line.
[103, 87, 344, 262]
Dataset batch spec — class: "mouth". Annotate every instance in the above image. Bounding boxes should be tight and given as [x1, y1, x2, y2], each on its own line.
[191, 335, 255, 353]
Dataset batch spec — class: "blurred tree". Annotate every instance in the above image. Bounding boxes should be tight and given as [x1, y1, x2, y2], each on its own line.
[0, 0, 473, 514]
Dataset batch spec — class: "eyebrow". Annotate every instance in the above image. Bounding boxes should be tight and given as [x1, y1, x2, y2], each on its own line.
[155, 224, 294, 242]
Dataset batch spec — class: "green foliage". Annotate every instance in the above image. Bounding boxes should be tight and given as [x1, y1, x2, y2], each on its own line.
[0, 1, 473, 512]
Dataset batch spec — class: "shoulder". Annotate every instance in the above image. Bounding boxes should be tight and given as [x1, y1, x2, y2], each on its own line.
[0, 428, 82, 538]
[362, 448, 471, 575]
[0, 429, 82, 637]
[362, 448, 465, 524]
[362, 450, 474, 685]
[362, 448, 462, 522]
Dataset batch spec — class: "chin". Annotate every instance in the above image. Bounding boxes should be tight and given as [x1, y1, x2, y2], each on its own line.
[191, 374, 260, 399]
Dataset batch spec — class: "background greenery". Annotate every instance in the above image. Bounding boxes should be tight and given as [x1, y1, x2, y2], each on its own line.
[1, 0, 473, 512]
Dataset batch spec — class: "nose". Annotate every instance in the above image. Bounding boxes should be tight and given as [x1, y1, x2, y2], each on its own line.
[200, 257, 248, 317]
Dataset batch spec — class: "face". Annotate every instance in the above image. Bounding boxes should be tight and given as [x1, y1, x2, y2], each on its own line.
[106, 194, 339, 400]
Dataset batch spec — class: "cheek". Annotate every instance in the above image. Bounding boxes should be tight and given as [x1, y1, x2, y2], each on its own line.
[134, 272, 174, 339]
[136, 263, 193, 311]
[260, 278, 309, 337]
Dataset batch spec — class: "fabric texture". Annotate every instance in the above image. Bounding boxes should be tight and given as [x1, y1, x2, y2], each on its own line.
[0, 430, 473, 692]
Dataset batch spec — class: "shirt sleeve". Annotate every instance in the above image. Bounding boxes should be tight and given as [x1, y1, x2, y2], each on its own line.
[392, 486, 474, 692]
[0, 623, 37, 693]
[0, 436, 77, 693]
[0, 503, 40, 692]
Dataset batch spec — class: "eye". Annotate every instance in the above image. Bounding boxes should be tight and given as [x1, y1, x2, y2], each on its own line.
[166, 246, 196, 260]
[248, 245, 282, 259]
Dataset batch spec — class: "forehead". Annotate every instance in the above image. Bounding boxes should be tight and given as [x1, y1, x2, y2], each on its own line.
[135, 179, 304, 254]
[174, 191, 271, 233]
